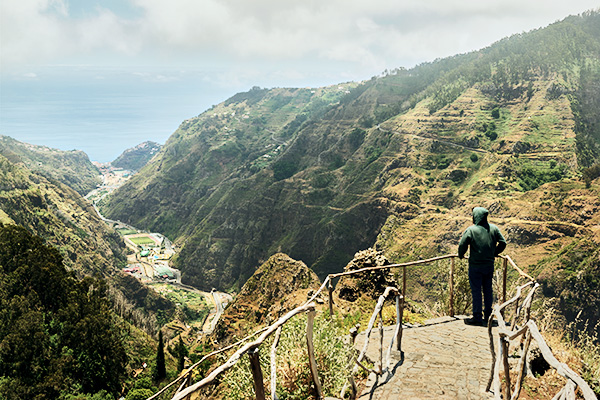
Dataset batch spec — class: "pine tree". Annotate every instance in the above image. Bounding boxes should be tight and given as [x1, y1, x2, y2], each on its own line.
[154, 330, 166, 381]
[177, 335, 187, 372]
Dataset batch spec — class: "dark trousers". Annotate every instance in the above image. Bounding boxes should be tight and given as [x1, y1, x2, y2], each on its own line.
[468, 264, 494, 321]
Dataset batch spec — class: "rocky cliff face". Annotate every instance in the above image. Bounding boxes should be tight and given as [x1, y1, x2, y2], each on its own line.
[111, 141, 162, 171]
[334, 248, 396, 302]
[213, 253, 322, 343]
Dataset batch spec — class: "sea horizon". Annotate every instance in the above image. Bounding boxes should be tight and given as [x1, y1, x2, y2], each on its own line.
[0, 67, 252, 162]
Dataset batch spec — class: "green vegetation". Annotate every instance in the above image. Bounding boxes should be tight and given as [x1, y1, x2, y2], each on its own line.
[568, 320, 600, 395]
[0, 155, 126, 276]
[117, 228, 138, 235]
[221, 313, 353, 400]
[113, 274, 175, 326]
[112, 141, 162, 171]
[153, 331, 166, 381]
[0, 225, 127, 399]
[512, 158, 568, 191]
[150, 283, 210, 325]
[582, 163, 600, 187]
[128, 236, 157, 246]
[0, 135, 100, 195]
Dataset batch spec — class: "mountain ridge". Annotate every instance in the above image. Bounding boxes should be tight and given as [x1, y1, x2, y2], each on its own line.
[101, 12, 600, 330]
[0, 135, 100, 196]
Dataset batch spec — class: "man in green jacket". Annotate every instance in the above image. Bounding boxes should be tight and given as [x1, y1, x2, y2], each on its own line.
[458, 207, 507, 326]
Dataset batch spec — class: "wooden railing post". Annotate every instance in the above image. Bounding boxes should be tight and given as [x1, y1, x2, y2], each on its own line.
[512, 328, 532, 400]
[396, 294, 403, 352]
[248, 348, 266, 400]
[270, 327, 282, 400]
[342, 324, 360, 400]
[328, 279, 334, 319]
[449, 257, 455, 317]
[502, 337, 511, 400]
[502, 257, 508, 315]
[378, 309, 384, 374]
[400, 266, 407, 352]
[306, 310, 323, 399]
[184, 372, 193, 400]
[402, 266, 407, 299]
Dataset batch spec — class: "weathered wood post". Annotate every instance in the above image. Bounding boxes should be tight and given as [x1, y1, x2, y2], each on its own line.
[379, 309, 384, 375]
[502, 337, 511, 400]
[400, 266, 407, 351]
[270, 327, 282, 400]
[248, 348, 266, 400]
[449, 256, 455, 317]
[512, 328, 532, 400]
[328, 279, 334, 319]
[346, 325, 360, 400]
[510, 298, 520, 330]
[395, 294, 403, 352]
[306, 309, 323, 399]
[502, 258, 508, 316]
[184, 371, 193, 400]
[402, 266, 407, 299]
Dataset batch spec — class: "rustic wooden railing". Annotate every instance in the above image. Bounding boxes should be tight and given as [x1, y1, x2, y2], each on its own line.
[146, 253, 596, 400]
[486, 256, 597, 400]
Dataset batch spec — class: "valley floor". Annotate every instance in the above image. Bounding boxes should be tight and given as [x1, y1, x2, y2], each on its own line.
[87, 167, 232, 336]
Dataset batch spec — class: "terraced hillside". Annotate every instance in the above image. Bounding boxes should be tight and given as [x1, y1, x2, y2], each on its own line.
[102, 13, 600, 330]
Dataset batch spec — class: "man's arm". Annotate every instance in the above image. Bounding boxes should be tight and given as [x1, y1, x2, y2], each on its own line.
[458, 229, 470, 259]
[494, 228, 507, 256]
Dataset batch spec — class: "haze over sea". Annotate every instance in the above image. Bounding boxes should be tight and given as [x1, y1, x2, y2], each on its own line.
[0, 67, 245, 162]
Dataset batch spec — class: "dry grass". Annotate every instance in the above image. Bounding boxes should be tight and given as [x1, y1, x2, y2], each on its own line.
[518, 304, 600, 399]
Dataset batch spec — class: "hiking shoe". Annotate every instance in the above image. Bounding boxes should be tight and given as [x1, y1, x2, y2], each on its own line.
[464, 318, 485, 326]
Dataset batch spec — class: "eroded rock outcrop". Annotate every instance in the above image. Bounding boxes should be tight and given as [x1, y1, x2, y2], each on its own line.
[213, 253, 321, 343]
[334, 248, 396, 302]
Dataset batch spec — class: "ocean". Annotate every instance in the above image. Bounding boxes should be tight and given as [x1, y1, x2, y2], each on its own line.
[0, 67, 239, 162]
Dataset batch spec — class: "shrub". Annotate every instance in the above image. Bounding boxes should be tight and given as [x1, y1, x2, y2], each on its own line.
[221, 313, 353, 399]
[272, 160, 298, 181]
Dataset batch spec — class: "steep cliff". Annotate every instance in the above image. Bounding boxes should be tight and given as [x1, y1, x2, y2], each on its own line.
[101, 12, 600, 333]
[112, 140, 162, 171]
[0, 154, 124, 275]
[213, 253, 322, 343]
[0, 135, 100, 195]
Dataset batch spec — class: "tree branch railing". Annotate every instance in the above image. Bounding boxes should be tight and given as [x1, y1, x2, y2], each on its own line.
[147, 253, 595, 400]
[486, 255, 597, 400]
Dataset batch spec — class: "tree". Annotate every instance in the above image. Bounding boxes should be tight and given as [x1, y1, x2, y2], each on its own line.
[177, 335, 188, 372]
[154, 330, 166, 381]
[0, 225, 127, 399]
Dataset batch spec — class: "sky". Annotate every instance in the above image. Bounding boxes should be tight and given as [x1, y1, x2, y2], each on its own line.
[1, 0, 599, 162]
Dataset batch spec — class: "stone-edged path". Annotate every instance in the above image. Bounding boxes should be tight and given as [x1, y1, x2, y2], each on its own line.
[356, 316, 498, 400]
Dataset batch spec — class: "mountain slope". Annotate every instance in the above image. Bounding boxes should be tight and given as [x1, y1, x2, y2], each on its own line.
[102, 11, 600, 298]
[0, 135, 100, 195]
[0, 154, 124, 275]
[213, 253, 321, 342]
[112, 140, 162, 171]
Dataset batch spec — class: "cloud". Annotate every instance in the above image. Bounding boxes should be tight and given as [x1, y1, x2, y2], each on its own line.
[1, 0, 599, 79]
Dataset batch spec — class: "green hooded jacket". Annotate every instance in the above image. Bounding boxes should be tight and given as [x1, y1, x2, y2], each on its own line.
[458, 207, 506, 267]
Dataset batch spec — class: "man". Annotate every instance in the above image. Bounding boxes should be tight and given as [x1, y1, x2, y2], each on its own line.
[458, 207, 507, 326]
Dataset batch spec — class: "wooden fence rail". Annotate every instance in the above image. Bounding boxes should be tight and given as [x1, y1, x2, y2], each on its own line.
[486, 268, 597, 400]
[146, 253, 596, 400]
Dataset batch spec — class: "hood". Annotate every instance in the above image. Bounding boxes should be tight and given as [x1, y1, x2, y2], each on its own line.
[472, 207, 489, 225]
